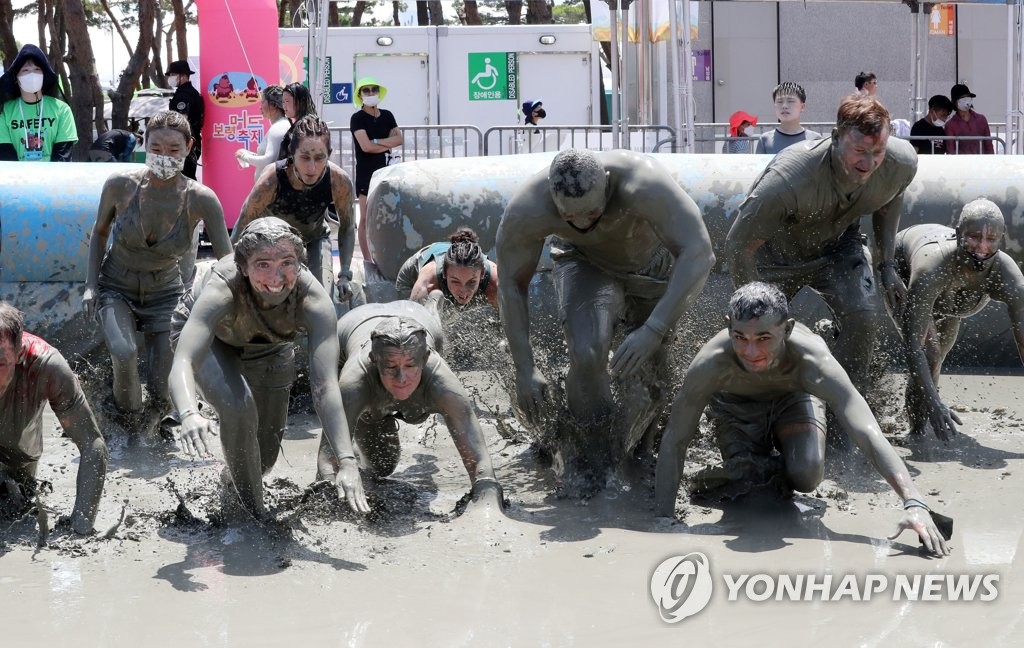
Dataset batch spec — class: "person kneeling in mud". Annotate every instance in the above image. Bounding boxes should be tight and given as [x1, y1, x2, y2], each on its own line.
[394, 227, 499, 312]
[168, 218, 366, 522]
[0, 302, 107, 534]
[497, 148, 714, 493]
[316, 301, 504, 515]
[654, 282, 950, 556]
[891, 198, 1024, 441]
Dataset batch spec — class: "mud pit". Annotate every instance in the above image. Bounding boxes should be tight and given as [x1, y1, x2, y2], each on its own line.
[2, 371, 1023, 646]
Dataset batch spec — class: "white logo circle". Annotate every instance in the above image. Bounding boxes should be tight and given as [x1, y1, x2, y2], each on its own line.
[650, 552, 714, 623]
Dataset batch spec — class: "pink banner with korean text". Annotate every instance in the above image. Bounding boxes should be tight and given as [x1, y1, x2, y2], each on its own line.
[198, 0, 279, 229]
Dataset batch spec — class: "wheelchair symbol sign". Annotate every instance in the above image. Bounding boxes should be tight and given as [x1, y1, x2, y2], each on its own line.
[332, 82, 352, 104]
[468, 52, 517, 101]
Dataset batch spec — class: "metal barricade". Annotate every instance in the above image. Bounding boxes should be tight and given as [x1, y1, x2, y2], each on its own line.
[329, 124, 484, 179]
[483, 124, 676, 156]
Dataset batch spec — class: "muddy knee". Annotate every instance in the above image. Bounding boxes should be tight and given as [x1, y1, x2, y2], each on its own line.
[784, 461, 824, 493]
[106, 333, 139, 366]
[354, 415, 401, 478]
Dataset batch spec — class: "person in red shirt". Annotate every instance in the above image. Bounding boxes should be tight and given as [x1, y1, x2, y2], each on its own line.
[0, 302, 107, 534]
[944, 83, 994, 155]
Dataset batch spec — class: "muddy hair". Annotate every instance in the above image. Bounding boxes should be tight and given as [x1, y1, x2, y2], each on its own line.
[549, 148, 604, 200]
[369, 317, 431, 367]
[957, 198, 1005, 231]
[835, 95, 890, 138]
[284, 82, 316, 119]
[772, 81, 806, 103]
[0, 301, 24, 348]
[145, 110, 192, 143]
[729, 282, 789, 323]
[287, 115, 332, 159]
[443, 227, 485, 273]
[262, 85, 285, 113]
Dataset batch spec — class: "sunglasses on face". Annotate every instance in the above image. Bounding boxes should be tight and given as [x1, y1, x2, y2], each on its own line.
[361, 87, 379, 95]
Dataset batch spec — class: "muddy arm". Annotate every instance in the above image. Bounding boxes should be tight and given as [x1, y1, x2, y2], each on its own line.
[871, 193, 909, 309]
[989, 257, 1024, 365]
[410, 261, 440, 302]
[330, 164, 355, 294]
[83, 175, 127, 318]
[810, 362, 950, 554]
[723, 177, 788, 287]
[654, 354, 720, 517]
[304, 284, 369, 512]
[192, 186, 232, 259]
[231, 171, 278, 243]
[57, 401, 108, 534]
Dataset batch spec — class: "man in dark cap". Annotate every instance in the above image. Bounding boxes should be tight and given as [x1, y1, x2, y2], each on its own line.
[522, 99, 545, 127]
[0, 44, 78, 161]
[166, 60, 204, 178]
[910, 94, 955, 155]
[944, 83, 993, 155]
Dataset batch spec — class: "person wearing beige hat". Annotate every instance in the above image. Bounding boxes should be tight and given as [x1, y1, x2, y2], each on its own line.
[944, 83, 993, 154]
[350, 77, 403, 263]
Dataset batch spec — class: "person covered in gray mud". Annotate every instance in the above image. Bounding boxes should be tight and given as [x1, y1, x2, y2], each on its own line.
[0, 302, 107, 534]
[233, 115, 356, 304]
[725, 95, 916, 394]
[83, 110, 232, 431]
[167, 218, 364, 522]
[654, 283, 951, 556]
[394, 227, 499, 311]
[496, 148, 714, 492]
[316, 301, 504, 515]
[891, 199, 1024, 441]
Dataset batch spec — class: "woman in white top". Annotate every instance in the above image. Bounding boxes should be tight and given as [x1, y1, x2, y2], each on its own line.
[235, 85, 290, 181]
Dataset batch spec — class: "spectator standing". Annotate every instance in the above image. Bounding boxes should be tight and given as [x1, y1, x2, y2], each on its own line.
[166, 60, 204, 179]
[350, 77, 403, 263]
[944, 84, 994, 155]
[755, 82, 821, 155]
[235, 85, 290, 181]
[276, 82, 316, 163]
[0, 44, 78, 161]
[910, 95, 955, 155]
[724, 110, 758, 154]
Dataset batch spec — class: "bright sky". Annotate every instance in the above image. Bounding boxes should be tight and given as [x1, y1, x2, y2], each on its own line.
[12, 8, 200, 87]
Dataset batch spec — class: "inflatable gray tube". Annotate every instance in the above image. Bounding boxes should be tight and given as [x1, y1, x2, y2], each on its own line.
[366, 153, 1024, 368]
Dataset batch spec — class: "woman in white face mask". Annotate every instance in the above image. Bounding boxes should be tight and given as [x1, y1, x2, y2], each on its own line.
[82, 110, 232, 433]
[0, 43, 78, 161]
[350, 76, 403, 263]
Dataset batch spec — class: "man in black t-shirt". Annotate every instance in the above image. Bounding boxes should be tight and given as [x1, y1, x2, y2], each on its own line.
[910, 95, 954, 155]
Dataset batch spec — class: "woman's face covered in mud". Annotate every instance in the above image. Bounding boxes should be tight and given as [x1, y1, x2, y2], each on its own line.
[375, 348, 424, 401]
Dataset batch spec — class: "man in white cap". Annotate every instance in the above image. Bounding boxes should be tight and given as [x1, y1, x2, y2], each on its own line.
[166, 60, 204, 178]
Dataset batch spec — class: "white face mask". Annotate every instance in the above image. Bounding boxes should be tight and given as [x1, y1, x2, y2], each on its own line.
[146, 153, 185, 180]
[932, 118, 947, 128]
[956, 98, 973, 111]
[17, 71, 44, 94]
[741, 126, 755, 137]
[362, 94, 380, 107]
[167, 75, 180, 89]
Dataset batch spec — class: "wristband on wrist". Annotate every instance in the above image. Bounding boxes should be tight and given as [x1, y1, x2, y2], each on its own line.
[338, 454, 357, 463]
[903, 498, 930, 512]
[178, 408, 199, 421]
[339, 269, 354, 280]
[644, 319, 668, 338]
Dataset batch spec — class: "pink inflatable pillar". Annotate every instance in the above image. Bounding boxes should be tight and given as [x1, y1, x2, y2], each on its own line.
[198, 0, 280, 228]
